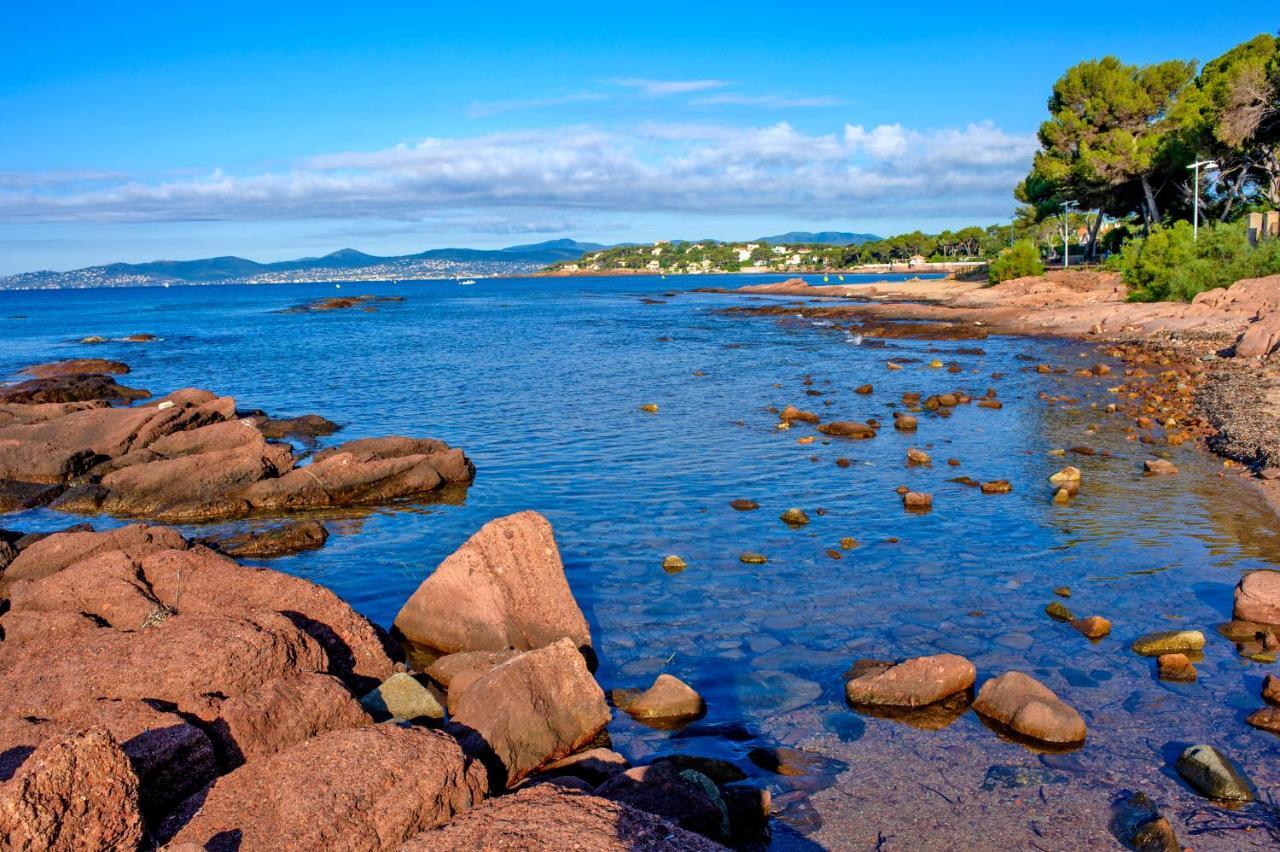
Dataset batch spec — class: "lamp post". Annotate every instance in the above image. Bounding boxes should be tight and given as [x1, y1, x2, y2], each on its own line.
[1061, 200, 1077, 268]
[1187, 159, 1218, 240]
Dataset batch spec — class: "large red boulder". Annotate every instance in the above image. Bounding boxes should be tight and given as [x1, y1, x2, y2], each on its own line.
[449, 638, 610, 789]
[401, 784, 726, 851]
[394, 511, 592, 657]
[163, 725, 487, 851]
[0, 727, 144, 851]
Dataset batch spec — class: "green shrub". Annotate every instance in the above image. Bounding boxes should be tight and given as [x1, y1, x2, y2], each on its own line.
[987, 240, 1045, 284]
[1121, 220, 1280, 301]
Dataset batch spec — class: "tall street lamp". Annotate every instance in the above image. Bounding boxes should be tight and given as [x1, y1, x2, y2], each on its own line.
[1187, 159, 1218, 240]
[1061, 200, 1077, 268]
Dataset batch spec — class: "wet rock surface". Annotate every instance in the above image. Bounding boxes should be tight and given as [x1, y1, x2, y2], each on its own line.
[972, 671, 1087, 746]
[844, 654, 975, 709]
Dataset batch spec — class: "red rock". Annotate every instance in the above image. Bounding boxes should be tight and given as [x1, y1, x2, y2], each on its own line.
[191, 672, 372, 764]
[816, 420, 876, 438]
[1143, 458, 1179, 476]
[902, 491, 932, 511]
[620, 674, 706, 723]
[1157, 653, 1196, 682]
[972, 671, 1086, 746]
[201, 519, 328, 557]
[395, 511, 592, 657]
[0, 727, 144, 851]
[538, 748, 630, 787]
[980, 480, 1012, 494]
[402, 785, 725, 851]
[0, 373, 149, 404]
[0, 699, 216, 816]
[20, 359, 130, 379]
[1073, 615, 1112, 639]
[778, 405, 819, 423]
[1264, 673, 1280, 704]
[142, 546, 395, 688]
[1234, 570, 1280, 625]
[165, 725, 486, 851]
[255, 413, 339, 440]
[0, 438, 99, 485]
[425, 650, 519, 712]
[450, 638, 610, 789]
[0, 523, 189, 597]
[845, 654, 975, 707]
[239, 449, 463, 514]
[1246, 706, 1280, 734]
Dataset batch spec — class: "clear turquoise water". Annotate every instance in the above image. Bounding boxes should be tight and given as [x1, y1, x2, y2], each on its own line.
[3, 274, 1279, 846]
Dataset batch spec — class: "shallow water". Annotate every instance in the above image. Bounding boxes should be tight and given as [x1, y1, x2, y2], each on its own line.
[3, 274, 1279, 848]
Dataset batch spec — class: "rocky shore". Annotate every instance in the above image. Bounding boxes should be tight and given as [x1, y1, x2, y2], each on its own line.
[724, 271, 1280, 518]
[0, 512, 765, 850]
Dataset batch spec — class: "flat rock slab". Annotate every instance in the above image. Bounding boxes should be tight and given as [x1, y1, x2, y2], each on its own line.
[845, 654, 975, 708]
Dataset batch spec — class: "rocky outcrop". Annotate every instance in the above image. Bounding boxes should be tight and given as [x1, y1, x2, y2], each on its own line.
[0, 727, 144, 851]
[394, 511, 592, 657]
[20, 359, 130, 379]
[972, 671, 1086, 746]
[401, 785, 726, 851]
[164, 725, 486, 851]
[844, 654, 975, 708]
[450, 639, 610, 789]
[0, 370, 472, 522]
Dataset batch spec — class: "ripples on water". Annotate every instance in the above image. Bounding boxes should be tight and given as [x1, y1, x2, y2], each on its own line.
[3, 274, 1279, 848]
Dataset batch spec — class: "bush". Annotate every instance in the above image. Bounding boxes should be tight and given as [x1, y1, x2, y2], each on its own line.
[987, 240, 1045, 284]
[1121, 220, 1280, 301]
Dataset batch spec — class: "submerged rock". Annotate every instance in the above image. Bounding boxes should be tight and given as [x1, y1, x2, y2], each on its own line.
[972, 671, 1086, 746]
[1143, 458, 1180, 476]
[893, 412, 917, 431]
[817, 420, 876, 439]
[844, 654, 975, 708]
[739, 552, 768, 565]
[778, 405, 819, 423]
[981, 479, 1012, 494]
[201, 519, 328, 558]
[729, 499, 759, 511]
[1131, 630, 1204, 656]
[1175, 744, 1253, 802]
[394, 511, 592, 658]
[620, 674, 706, 724]
[1045, 602, 1074, 622]
[1073, 616, 1112, 639]
[906, 448, 931, 466]
[1156, 653, 1196, 682]
[662, 555, 687, 574]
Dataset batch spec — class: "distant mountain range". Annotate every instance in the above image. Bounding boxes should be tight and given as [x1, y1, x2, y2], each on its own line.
[0, 239, 610, 290]
[754, 231, 879, 246]
[0, 233, 883, 290]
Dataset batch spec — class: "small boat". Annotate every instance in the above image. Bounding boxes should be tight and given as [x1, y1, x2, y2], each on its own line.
[838, 275, 845, 282]
[458, 279, 476, 286]
[823, 274, 829, 282]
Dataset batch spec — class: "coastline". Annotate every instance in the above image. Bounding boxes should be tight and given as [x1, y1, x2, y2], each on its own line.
[709, 271, 1280, 519]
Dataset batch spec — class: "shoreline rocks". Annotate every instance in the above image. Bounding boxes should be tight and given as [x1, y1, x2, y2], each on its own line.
[394, 511, 592, 659]
[972, 671, 1086, 747]
[844, 654, 975, 709]
[617, 674, 706, 725]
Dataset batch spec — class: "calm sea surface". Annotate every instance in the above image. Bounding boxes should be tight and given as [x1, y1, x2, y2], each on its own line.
[2, 273, 1278, 847]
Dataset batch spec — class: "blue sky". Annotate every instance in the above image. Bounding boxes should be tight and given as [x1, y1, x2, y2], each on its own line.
[0, 2, 1263, 273]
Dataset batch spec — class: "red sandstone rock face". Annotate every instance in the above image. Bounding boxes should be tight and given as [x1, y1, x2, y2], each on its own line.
[0, 727, 144, 851]
[844, 654, 976, 708]
[164, 725, 487, 851]
[394, 511, 592, 657]
[1234, 570, 1280, 625]
[450, 638, 611, 789]
[972, 671, 1087, 746]
[402, 784, 726, 851]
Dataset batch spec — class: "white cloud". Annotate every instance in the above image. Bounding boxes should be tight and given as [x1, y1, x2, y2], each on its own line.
[465, 92, 608, 118]
[0, 121, 1036, 225]
[609, 77, 728, 95]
